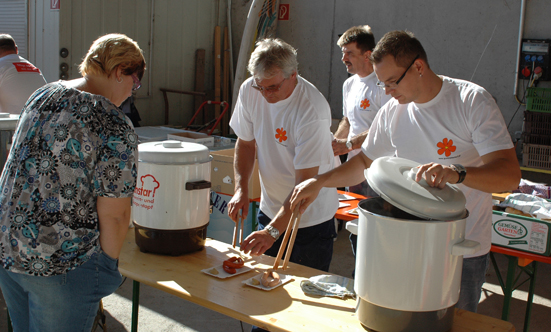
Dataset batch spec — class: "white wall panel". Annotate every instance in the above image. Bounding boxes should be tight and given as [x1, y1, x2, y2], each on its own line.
[29, 0, 59, 83]
[59, 0, 226, 126]
[231, 0, 551, 138]
[0, 0, 28, 58]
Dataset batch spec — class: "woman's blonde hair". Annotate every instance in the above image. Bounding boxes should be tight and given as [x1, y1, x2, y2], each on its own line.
[79, 33, 145, 80]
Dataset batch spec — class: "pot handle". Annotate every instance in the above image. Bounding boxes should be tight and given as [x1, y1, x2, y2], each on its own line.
[451, 239, 481, 256]
[345, 220, 358, 235]
[186, 180, 212, 190]
[407, 167, 430, 187]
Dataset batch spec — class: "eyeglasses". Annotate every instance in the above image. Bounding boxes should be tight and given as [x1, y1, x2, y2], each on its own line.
[376, 55, 419, 89]
[251, 77, 287, 94]
[131, 74, 141, 91]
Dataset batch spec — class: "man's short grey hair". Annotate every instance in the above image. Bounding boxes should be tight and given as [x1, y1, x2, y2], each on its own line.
[247, 38, 298, 80]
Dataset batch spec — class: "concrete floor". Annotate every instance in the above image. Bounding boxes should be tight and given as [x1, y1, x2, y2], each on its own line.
[1, 226, 551, 331]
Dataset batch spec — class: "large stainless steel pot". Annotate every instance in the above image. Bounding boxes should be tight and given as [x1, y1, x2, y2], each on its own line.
[346, 157, 480, 332]
[132, 140, 212, 256]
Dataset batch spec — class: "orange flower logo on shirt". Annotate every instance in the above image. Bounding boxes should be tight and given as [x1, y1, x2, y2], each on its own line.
[437, 138, 456, 157]
[360, 99, 370, 109]
[275, 128, 288, 142]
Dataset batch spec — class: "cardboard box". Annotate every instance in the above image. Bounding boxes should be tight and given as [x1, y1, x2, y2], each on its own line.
[167, 131, 214, 147]
[210, 148, 261, 199]
[491, 210, 551, 256]
[208, 192, 257, 245]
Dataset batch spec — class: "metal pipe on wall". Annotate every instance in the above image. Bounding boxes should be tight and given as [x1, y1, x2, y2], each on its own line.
[514, 0, 527, 96]
[227, 0, 234, 95]
[147, 0, 155, 97]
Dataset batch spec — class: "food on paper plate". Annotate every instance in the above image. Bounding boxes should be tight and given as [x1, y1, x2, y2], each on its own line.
[222, 256, 245, 274]
[250, 278, 261, 285]
[208, 268, 219, 275]
[261, 269, 280, 288]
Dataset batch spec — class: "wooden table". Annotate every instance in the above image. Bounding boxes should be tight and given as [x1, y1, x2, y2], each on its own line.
[118, 231, 515, 332]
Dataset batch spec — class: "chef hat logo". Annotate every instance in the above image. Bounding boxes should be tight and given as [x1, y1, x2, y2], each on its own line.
[139, 174, 160, 197]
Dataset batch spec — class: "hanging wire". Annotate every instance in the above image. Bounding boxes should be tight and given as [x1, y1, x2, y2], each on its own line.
[508, 72, 531, 129]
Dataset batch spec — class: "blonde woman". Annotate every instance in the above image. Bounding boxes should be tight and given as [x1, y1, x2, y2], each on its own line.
[0, 33, 145, 332]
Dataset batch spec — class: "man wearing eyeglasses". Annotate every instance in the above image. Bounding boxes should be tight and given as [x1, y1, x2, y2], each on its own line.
[228, 39, 338, 277]
[288, 30, 521, 313]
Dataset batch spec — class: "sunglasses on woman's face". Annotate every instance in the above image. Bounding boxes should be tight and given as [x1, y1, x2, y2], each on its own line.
[131, 74, 141, 91]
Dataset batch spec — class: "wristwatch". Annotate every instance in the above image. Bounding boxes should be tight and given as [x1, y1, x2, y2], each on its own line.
[450, 164, 467, 184]
[345, 140, 353, 151]
[264, 225, 280, 240]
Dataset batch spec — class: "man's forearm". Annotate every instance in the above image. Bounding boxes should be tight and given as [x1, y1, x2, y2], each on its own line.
[463, 148, 521, 193]
[348, 130, 368, 150]
[234, 138, 257, 193]
[318, 153, 371, 188]
[333, 117, 350, 139]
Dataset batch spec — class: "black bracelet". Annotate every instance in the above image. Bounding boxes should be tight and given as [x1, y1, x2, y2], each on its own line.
[451, 164, 467, 184]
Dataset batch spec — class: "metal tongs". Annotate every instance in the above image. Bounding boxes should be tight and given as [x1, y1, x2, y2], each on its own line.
[232, 214, 244, 248]
[272, 204, 302, 271]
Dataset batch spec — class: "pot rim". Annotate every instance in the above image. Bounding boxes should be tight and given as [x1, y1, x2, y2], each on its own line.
[358, 198, 469, 222]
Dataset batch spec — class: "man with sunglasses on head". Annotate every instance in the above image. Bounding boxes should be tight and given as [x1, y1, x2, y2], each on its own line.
[228, 39, 338, 281]
[288, 30, 521, 313]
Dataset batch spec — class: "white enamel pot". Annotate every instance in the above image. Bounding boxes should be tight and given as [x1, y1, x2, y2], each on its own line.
[132, 140, 213, 255]
[346, 156, 480, 332]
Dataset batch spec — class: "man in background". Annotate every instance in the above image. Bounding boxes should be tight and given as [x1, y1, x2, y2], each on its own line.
[0, 34, 46, 114]
[332, 25, 391, 259]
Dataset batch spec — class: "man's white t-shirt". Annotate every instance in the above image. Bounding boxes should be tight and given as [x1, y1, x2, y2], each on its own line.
[342, 72, 391, 159]
[0, 54, 47, 114]
[363, 76, 514, 257]
[230, 76, 338, 228]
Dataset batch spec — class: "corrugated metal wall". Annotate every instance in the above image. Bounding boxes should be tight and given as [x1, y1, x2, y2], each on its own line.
[60, 0, 226, 127]
[0, 0, 28, 58]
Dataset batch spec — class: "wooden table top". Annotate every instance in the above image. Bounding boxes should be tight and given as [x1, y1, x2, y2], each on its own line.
[118, 231, 514, 332]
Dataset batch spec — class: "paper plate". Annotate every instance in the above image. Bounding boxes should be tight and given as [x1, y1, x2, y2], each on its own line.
[242, 273, 293, 291]
[338, 193, 356, 201]
[201, 264, 252, 279]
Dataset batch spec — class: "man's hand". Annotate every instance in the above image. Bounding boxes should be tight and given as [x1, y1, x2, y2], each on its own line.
[289, 177, 323, 214]
[332, 137, 350, 156]
[227, 188, 249, 222]
[240, 229, 276, 256]
[415, 162, 459, 189]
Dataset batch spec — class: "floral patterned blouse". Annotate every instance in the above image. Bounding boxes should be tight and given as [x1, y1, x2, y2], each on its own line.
[0, 82, 138, 276]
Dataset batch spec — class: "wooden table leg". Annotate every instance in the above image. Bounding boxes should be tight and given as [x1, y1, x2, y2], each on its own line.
[131, 280, 140, 332]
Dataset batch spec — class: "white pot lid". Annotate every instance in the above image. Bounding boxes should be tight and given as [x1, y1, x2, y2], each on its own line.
[138, 140, 211, 164]
[365, 156, 467, 220]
